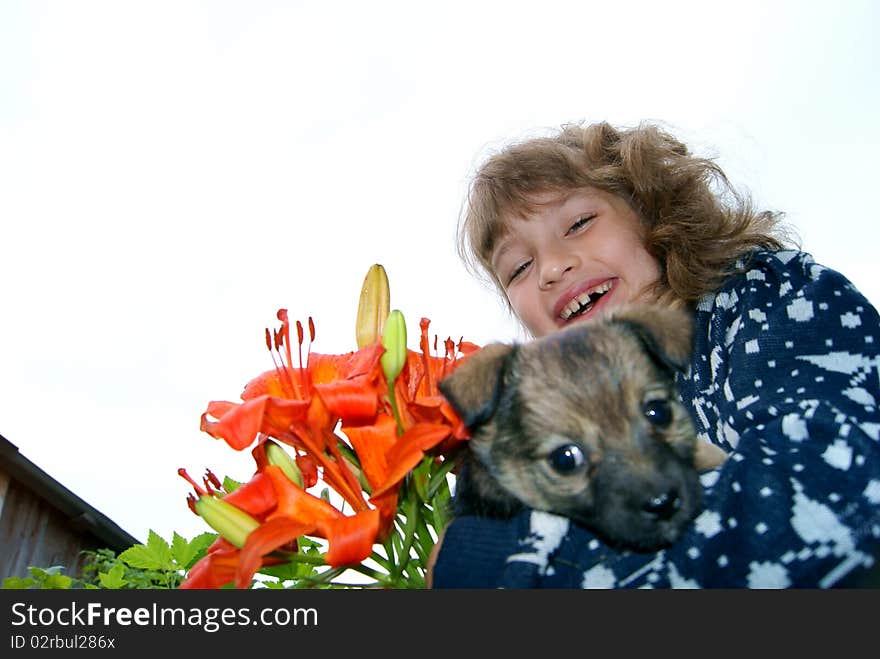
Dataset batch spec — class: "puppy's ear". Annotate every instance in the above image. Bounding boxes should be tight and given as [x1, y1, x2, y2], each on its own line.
[610, 304, 694, 372]
[438, 342, 516, 430]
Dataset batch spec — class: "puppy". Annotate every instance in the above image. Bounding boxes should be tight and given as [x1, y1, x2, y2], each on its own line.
[438, 304, 728, 552]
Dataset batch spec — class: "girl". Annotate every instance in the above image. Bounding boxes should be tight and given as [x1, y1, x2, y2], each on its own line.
[429, 121, 880, 588]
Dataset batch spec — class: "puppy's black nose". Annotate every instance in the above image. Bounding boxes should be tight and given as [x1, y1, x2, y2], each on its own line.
[642, 489, 681, 520]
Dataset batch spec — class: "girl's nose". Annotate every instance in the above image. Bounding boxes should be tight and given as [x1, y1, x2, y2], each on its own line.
[539, 252, 578, 289]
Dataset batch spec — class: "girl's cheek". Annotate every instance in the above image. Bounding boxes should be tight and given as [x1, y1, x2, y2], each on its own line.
[506, 292, 528, 323]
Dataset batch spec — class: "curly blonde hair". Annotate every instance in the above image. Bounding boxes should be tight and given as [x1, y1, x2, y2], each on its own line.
[458, 121, 792, 306]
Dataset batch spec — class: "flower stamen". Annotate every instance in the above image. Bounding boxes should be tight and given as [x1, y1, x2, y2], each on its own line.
[178, 467, 207, 497]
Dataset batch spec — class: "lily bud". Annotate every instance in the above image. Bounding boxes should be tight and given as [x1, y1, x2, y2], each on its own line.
[356, 263, 391, 349]
[265, 441, 303, 487]
[194, 495, 260, 549]
[381, 309, 407, 384]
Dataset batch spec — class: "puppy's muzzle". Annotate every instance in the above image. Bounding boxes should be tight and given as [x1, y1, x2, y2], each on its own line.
[589, 452, 702, 549]
[641, 488, 682, 521]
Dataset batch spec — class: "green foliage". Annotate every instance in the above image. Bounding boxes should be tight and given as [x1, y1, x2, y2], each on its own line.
[0, 528, 359, 589]
[1, 566, 79, 590]
[1, 530, 217, 590]
[252, 537, 340, 589]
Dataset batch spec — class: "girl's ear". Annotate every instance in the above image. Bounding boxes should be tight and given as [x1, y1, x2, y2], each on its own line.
[438, 343, 517, 430]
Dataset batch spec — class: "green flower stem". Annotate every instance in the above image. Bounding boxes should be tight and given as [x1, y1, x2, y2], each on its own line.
[390, 526, 405, 579]
[347, 564, 397, 587]
[285, 564, 395, 589]
[384, 536, 399, 581]
[404, 570, 426, 589]
[273, 543, 409, 588]
[395, 492, 420, 578]
[387, 379, 404, 436]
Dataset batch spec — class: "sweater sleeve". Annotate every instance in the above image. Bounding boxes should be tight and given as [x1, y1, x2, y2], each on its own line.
[431, 251, 880, 588]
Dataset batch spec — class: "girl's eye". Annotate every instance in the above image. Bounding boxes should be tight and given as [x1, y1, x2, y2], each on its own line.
[507, 260, 531, 285]
[566, 214, 596, 235]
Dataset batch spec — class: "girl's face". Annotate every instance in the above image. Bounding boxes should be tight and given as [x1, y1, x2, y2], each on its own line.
[491, 187, 662, 338]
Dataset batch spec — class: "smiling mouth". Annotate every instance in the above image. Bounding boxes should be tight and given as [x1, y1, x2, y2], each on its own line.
[559, 281, 613, 321]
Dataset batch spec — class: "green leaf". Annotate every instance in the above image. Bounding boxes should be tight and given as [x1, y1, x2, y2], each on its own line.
[118, 545, 159, 570]
[29, 565, 65, 578]
[424, 458, 456, 500]
[172, 532, 217, 570]
[257, 579, 286, 589]
[259, 560, 320, 582]
[119, 530, 173, 571]
[222, 476, 241, 493]
[412, 457, 432, 501]
[147, 530, 172, 564]
[1, 576, 36, 589]
[98, 564, 128, 589]
[41, 573, 73, 590]
[171, 532, 189, 564]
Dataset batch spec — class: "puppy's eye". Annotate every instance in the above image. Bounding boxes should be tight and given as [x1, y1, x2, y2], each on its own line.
[643, 399, 672, 427]
[547, 444, 586, 474]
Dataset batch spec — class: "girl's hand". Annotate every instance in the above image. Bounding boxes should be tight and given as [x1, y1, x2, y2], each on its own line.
[425, 527, 447, 588]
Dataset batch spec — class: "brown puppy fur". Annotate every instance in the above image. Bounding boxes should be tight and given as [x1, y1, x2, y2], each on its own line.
[438, 304, 728, 552]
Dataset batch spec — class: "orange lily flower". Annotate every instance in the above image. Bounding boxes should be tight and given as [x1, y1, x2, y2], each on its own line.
[181, 308, 479, 588]
[200, 310, 384, 512]
[178, 468, 292, 589]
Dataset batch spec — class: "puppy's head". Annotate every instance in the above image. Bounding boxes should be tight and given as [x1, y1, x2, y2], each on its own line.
[439, 304, 726, 551]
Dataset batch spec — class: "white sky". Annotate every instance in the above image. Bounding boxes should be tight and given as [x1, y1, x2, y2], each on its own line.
[1, 0, 878, 545]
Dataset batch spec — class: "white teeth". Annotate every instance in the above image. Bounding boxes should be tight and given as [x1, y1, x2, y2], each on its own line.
[559, 281, 613, 320]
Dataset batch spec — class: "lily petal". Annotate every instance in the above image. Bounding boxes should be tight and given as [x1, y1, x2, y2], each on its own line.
[180, 537, 284, 590]
[369, 423, 452, 499]
[319, 508, 381, 567]
[313, 378, 379, 425]
[180, 548, 239, 589]
[341, 414, 398, 489]
[237, 516, 316, 589]
[264, 465, 344, 522]
[222, 470, 277, 517]
[201, 395, 309, 451]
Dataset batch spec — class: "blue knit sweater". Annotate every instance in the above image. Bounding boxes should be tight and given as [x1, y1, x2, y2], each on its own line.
[432, 250, 880, 588]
